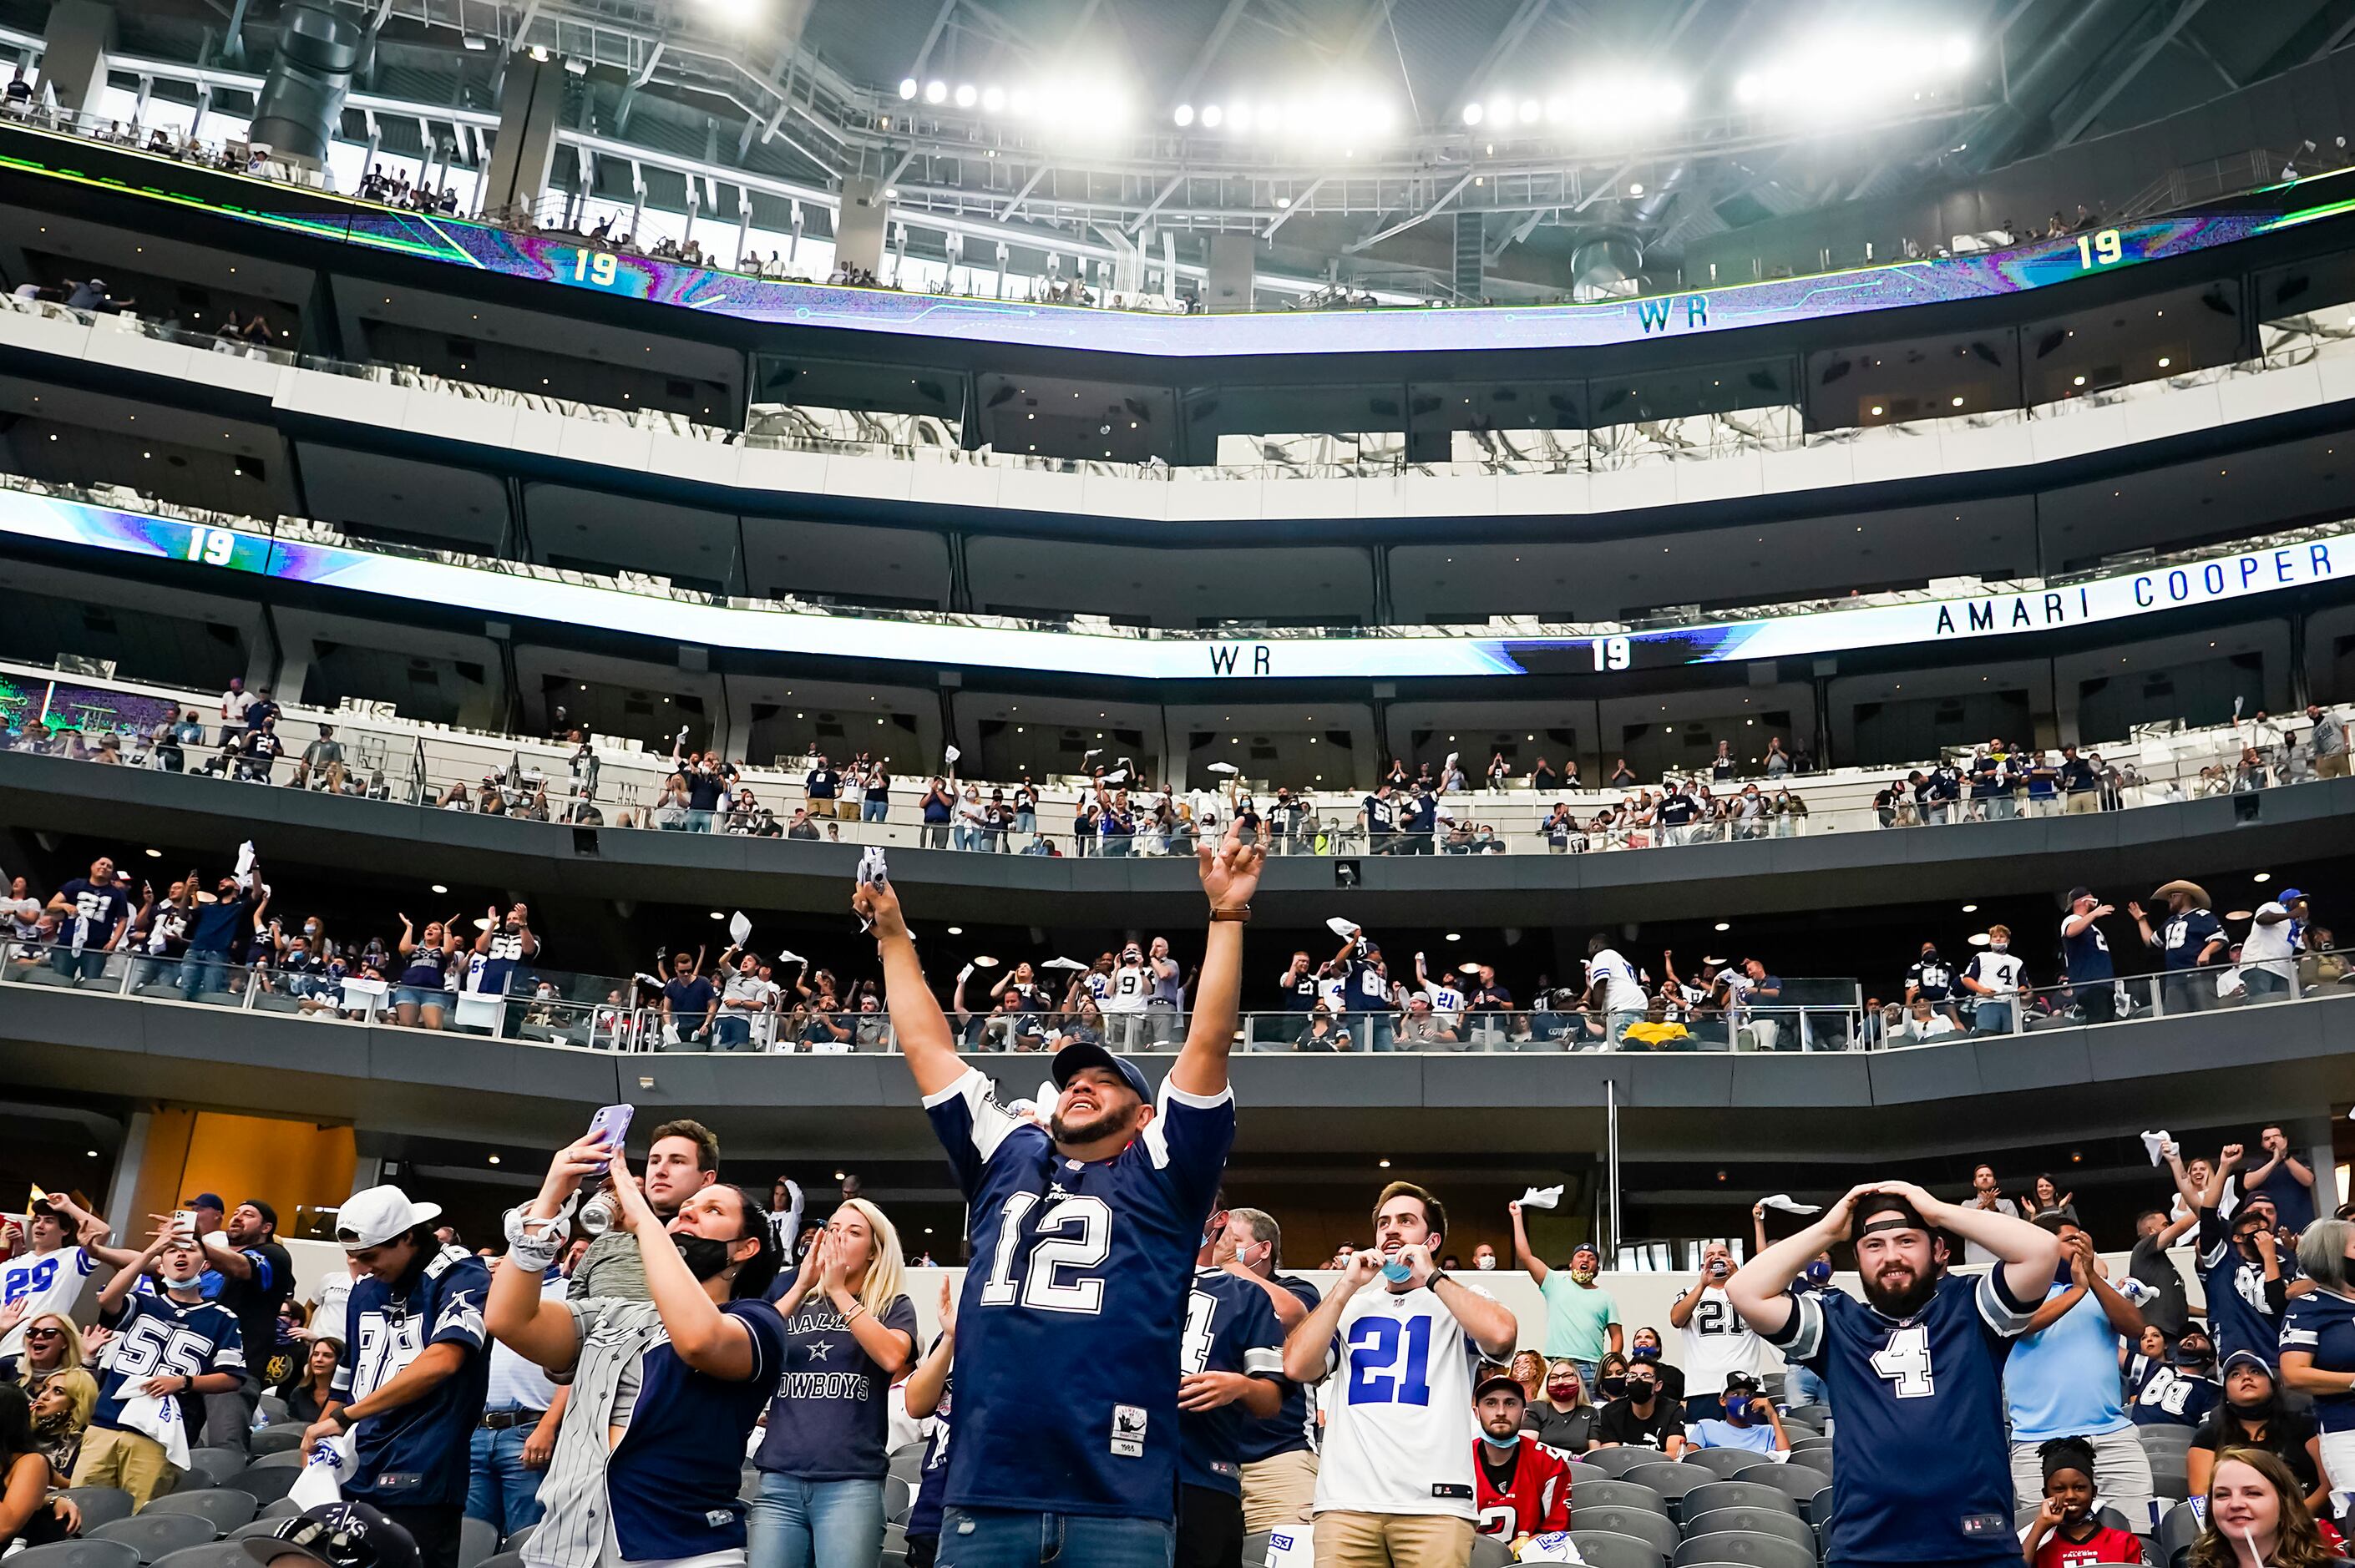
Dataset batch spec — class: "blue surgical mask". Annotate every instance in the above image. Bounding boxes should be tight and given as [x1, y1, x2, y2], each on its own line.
[1802, 1259, 1834, 1287]
[1629, 1344, 1660, 1362]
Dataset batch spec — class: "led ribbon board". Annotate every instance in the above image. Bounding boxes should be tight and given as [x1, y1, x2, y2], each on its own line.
[4, 129, 2350, 356]
[3, 490, 2347, 681]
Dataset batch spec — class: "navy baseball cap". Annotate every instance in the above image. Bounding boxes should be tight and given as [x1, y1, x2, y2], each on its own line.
[184, 1192, 225, 1211]
[2219, 1348, 2275, 1382]
[1051, 1040, 1152, 1104]
[244, 1504, 420, 1568]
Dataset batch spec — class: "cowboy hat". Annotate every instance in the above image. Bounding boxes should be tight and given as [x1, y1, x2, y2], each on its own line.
[2152, 879, 2212, 908]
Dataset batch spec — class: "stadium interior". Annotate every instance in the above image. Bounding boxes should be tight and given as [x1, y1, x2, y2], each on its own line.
[8, 0, 2355, 1562]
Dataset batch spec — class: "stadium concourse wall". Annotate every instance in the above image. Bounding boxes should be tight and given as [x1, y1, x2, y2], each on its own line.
[4, 746, 2349, 931]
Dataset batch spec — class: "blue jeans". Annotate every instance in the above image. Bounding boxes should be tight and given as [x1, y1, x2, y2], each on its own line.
[1014, 810, 1036, 834]
[1359, 1014, 1395, 1053]
[687, 809, 717, 833]
[953, 826, 979, 851]
[748, 1473, 885, 1568]
[714, 1015, 752, 1050]
[2244, 969, 2291, 1002]
[1786, 1363, 1830, 1410]
[465, 1424, 547, 1535]
[861, 798, 889, 822]
[177, 951, 231, 1000]
[1973, 999, 2014, 1034]
[936, 1508, 1173, 1568]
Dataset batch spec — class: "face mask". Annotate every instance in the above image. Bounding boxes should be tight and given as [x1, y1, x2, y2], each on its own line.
[2180, 1345, 2214, 1367]
[2227, 1396, 2272, 1419]
[1724, 1397, 1752, 1423]
[673, 1232, 737, 1282]
[1628, 1379, 1657, 1400]
[1920, 948, 1938, 964]
[162, 1267, 205, 1291]
[1476, 1256, 1496, 1271]
[1990, 940, 2008, 953]
[304, 923, 320, 936]
[1569, 1265, 1598, 1285]
[1803, 1260, 1834, 1287]
[1629, 1344, 1660, 1362]
[1547, 1381, 1578, 1399]
[1598, 1375, 1628, 1399]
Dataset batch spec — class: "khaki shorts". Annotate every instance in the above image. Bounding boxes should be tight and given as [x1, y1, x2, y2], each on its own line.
[2319, 751, 2350, 780]
[1243, 1449, 1318, 1533]
[1312, 1510, 1474, 1568]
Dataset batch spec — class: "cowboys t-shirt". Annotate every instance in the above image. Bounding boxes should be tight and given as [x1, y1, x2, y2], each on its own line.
[752, 1289, 919, 1480]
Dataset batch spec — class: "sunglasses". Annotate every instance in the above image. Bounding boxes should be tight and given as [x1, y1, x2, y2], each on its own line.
[24, 1328, 64, 1340]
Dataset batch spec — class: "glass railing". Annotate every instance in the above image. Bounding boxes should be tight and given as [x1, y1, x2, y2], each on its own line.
[5, 940, 2348, 1059]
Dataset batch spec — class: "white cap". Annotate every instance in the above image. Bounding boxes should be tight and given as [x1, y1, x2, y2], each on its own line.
[335, 1185, 442, 1251]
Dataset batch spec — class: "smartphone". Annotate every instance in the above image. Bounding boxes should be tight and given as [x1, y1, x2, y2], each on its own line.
[174, 1209, 201, 1238]
[582, 1104, 635, 1174]
[854, 847, 889, 932]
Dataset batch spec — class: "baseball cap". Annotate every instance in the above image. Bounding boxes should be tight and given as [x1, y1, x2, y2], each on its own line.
[334, 1185, 443, 1252]
[244, 1504, 419, 1568]
[1474, 1372, 1526, 1402]
[184, 1192, 225, 1211]
[2219, 1348, 2275, 1382]
[2278, 888, 2307, 903]
[1051, 1040, 1152, 1105]
[1852, 1191, 1928, 1237]
[1723, 1371, 1762, 1394]
[2066, 886, 2096, 906]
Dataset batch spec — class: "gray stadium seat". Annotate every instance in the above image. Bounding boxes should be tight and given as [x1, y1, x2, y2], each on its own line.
[2145, 1445, 2190, 1498]
[1781, 1405, 1829, 1426]
[142, 1492, 256, 1532]
[1623, 1463, 1709, 1520]
[255, 1394, 289, 1424]
[1570, 1530, 1669, 1568]
[477, 1554, 524, 1568]
[1679, 1480, 1800, 1523]
[149, 1545, 259, 1568]
[7, 1543, 142, 1568]
[1684, 1508, 1820, 1554]
[2159, 1505, 2202, 1568]
[1469, 1538, 1517, 1568]
[1577, 1479, 1669, 1515]
[89, 1514, 220, 1565]
[1587, 1446, 1674, 1477]
[1563, 1459, 1611, 1486]
[738, 1467, 762, 1503]
[502, 1525, 536, 1554]
[1242, 1530, 1274, 1567]
[888, 1444, 926, 1485]
[258, 1500, 303, 1520]
[458, 1515, 500, 1568]
[182, 1450, 246, 1487]
[251, 1425, 306, 1455]
[246, 1449, 306, 1469]
[1578, 1507, 1681, 1555]
[1775, 1420, 1819, 1441]
[225, 1467, 299, 1505]
[1728, 1463, 1831, 1505]
[884, 1474, 913, 1524]
[226, 1523, 289, 1543]
[63, 1488, 138, 1533]
[1670, 1530, 1820, 1568]
[1680, 1448, 1768, 1479]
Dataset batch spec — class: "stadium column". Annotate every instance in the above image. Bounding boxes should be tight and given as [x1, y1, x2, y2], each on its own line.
[1206, 234, 1256, 313]
[836, 175, 890, 278]
[36, 0, 113, 118]
[479, 52, 565, 227]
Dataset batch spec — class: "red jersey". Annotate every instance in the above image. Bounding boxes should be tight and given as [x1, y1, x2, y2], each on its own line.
[1473, 1434, 1573, 1540]
[2032, 1525, 2143, 1568]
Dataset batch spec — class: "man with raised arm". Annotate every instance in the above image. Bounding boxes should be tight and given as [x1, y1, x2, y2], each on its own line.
[1724, 1182, 2060, 1568]
[854, 824, 1263, 1568]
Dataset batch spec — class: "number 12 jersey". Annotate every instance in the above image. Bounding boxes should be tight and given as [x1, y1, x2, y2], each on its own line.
[924, 1066, 1234, 1521]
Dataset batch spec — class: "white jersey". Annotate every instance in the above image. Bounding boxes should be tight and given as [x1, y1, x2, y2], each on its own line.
[1678, 1283, 1775, 1387]
[0, 1245, 98, 1358]
[1102, 959, 1152, 1014]
[1962, 951, 2024, 996]
[1421, 984, 1466, 1029]
[1586, 948, 1647, 1014]
[1314, 1283, 1483, 1520]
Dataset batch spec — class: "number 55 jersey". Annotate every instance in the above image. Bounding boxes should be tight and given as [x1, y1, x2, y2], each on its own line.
[1313, 1281, 1486, 1521]
[1764, 1269, 2038, 1566]
[924, 1065, 1234, 1521]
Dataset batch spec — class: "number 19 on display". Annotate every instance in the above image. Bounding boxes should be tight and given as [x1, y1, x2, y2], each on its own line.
[1591, 635, 1631, 670]
[570, 250, 620, 287]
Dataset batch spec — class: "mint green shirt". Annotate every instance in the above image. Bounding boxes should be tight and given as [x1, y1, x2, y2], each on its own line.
[1539, 1272, 1619, 1361]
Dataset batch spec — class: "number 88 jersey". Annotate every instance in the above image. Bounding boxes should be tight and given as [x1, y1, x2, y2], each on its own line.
[1765, 1270, 2038, 1565]
[924, 1066, 1233, 1522]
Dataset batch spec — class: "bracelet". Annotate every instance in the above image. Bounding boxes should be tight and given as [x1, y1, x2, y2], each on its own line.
[839, 1300, 867, 1325]
[1210, 905, 1252, 923]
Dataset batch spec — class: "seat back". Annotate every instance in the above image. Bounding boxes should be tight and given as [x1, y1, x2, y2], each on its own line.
[1578, 1479, 1669, 1515]
[1577, 1507, 1680, 1555]
[457, 1514, 500, 1568]
[1679, 1480, 1800, 1522]
[1568, 1530, 1669, 1568]
[4, 1542, 142, 1568]
[1683, 1508, 1821, 1554]
[1669, 1529, 1821, 1568]
[89, 1513, 221, 1565]
[142, 1492, 257, 1532]
[1681, 1448, 1769, 1479]
[61, 1488, 138, 1533]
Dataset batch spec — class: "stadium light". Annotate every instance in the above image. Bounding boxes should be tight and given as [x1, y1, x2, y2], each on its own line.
[924, 79, 947, 104]
[899, 78, 917, 99]
[1201, 104, 1223, 127]
[1174, 103, 1195, 126]
[1462, 102, 1483, 125]
[954, 83, 977, 107]
[981, 85, 1005, 111]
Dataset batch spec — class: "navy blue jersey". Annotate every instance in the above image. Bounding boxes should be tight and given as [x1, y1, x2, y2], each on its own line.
[609, 1300, 790, 1560]
[1764, 1268, 2038, 1565]
[1907, 958, 1954, 1002]
[2062, 916, 2114, 984]
[2281, 1290, 2355, 1432]
[334, 1245, 491, 1507]
[906, 1358, 951, 1542]
[55, 878, 131, 949]
[2125, 1354, 2219, 1429]
[94, 1292, 244, 1429]
[924, 1065, 1234, 1520]
[2197, 1208, 2289, 1367]
[1179, 1267, 1285, 1496]
[1239, 1275, 1323, 1463]
[2160, 908, 2225, 970]
[469, 929, 534, 996]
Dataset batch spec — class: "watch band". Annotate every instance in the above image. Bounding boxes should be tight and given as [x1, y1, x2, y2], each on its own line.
[1427, 1269, 1452, 1292]
[1210, 905, 1253, 923]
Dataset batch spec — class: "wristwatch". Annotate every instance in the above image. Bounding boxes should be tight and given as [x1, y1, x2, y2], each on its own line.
[1210, 905, 1252, 923]
[1426, 1270, 1452, 1292]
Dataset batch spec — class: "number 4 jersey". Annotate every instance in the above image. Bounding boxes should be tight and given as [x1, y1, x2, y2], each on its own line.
[1765, 1269, 2038, 1565]
[924, 1065, 1235, 1521]
[1314, 1282, 1486, 1521]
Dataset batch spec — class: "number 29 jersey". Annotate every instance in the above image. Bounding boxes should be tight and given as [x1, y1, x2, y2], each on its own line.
[1314, 1282, 1483, 1521]
[1765, 1269, 2038, 1565]
[924, 1066, 1234, 1521]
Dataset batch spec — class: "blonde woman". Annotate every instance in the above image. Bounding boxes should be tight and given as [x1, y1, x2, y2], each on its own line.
[3, 1313, 81, 1396]
[29, 1365, 96, 1483]
[748, 1198, 917, 1568]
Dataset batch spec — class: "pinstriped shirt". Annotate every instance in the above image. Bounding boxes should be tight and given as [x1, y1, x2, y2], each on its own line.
[524, 1296, 788, 1568]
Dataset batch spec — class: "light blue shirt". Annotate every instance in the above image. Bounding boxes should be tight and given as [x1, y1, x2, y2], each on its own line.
[2004, 1277, 2132, 1441]
[1688, 1418, 1780, 1453]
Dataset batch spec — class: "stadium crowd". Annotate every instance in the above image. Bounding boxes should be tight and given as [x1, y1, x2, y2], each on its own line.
[6, 835, 2355, 1568]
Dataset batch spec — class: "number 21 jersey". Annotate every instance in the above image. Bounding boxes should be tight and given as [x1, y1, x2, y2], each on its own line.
[924, 1066, 1233, 1520]
[1314, 1283, 1482, 1520]
[1765, 1269, 2037, 1565]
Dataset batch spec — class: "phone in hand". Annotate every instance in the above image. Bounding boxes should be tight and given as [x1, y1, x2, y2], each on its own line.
[582, 1104, 635, 1174]
[854, 847, 889, 932]
[173, 1209, 201, 1239]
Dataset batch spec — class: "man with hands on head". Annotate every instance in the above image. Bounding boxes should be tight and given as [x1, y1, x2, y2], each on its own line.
[485, 1135, 784, 1568]
[72, 1215, 244, 1507]
[1284, 1181, 1519, 1568]
[1724, 1181, 2060, 1568]
[858, 823, 1262, 1567]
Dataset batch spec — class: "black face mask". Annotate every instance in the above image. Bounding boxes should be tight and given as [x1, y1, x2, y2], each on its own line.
[1598, 1376, 1628, 1399]
[2228, 1396, 2275, 1421]
[674, 1232, 737, 1282]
